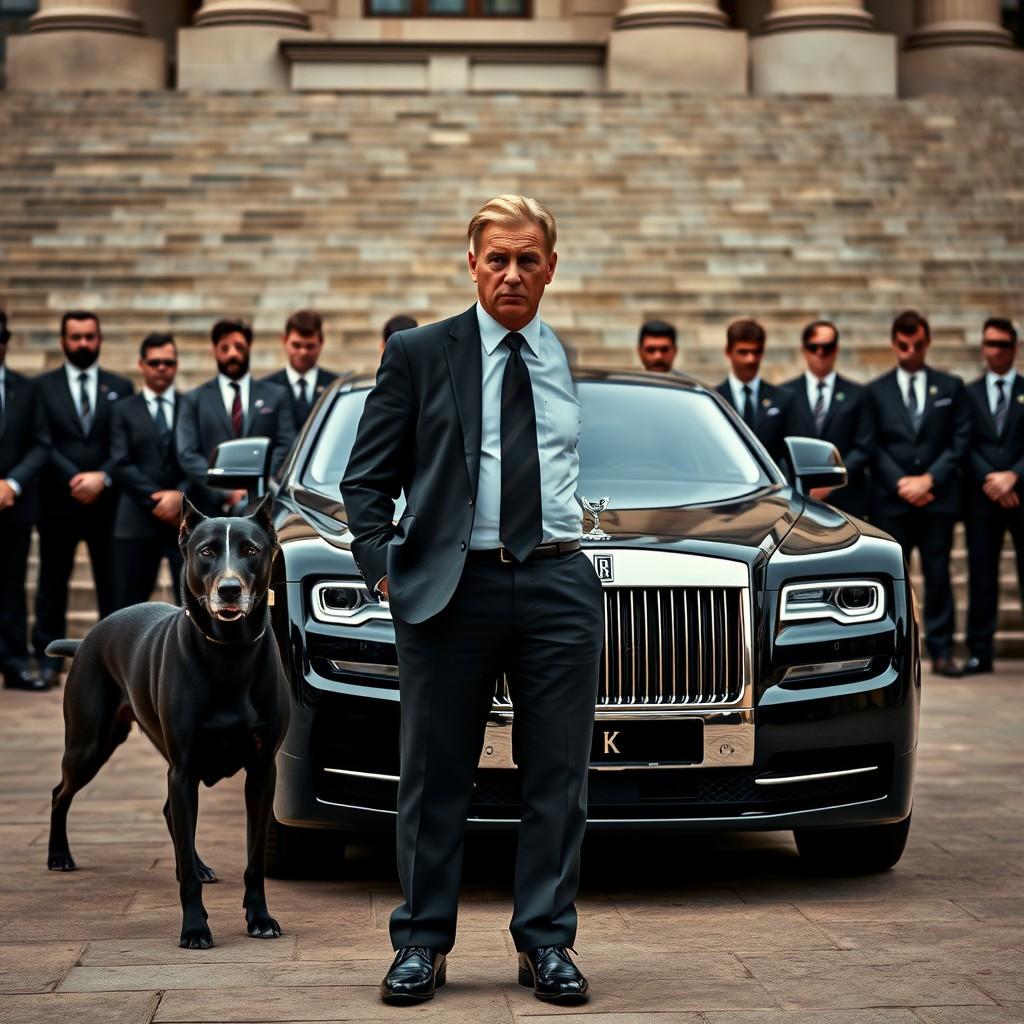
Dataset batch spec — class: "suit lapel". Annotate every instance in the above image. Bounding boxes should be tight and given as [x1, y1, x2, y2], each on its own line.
[791, 379, 816, 435]
[886, 371, 916, 439]
[970, 378, 999, 439]
[58, 370, 86, 438]
[715, 381, 736, 411]
[444, 306, 483, 495]
[208, 378, 233, 438]
[1003, 374, 1024, 438]
[919, 367, 939, 431]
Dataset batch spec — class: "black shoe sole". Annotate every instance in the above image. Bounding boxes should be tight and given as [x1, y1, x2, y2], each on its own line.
[380, 968, 445, 1005]
[518, 967, 589, 1004]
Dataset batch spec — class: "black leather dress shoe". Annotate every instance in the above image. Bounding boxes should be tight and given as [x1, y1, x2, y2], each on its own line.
[3, 668, 47, 692]
[932, 656, 963, 678]
[518, 946, 589, 1004]
[962, 656, 993, 676]
[380, 946, 446, 1005]
[39, 667, 61, 689]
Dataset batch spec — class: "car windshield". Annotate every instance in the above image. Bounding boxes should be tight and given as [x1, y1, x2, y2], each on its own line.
[300, 379, 770, 511]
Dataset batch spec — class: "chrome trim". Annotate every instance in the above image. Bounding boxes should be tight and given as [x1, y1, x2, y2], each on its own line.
[782, 658, 872, 682]
[755, 766, 878, 787]
[311, 580, 392, 625]
[323, 767, 400, 782]
[327, 659, 399, 679]
[579, 549, 749, 588]
[779, 578, 885, 626]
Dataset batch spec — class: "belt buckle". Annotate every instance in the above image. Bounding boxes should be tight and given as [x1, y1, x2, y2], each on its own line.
[499, 547, 514, 564]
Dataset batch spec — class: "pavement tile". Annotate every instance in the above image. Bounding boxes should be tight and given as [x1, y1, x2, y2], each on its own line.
[700, 1013, 921, 1024]
[0, 991, 161, 1024]
[914, 1008, 1024, 1023]
[796, 899, 976, 924]
[970, 973, 1024, 1003]
[0, 941, 84, 994]
[81, 935, 299, 965]
[955, 898, 1024, 922]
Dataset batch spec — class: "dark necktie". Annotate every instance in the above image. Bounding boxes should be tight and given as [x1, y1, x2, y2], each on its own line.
[906, 376, 921, 431]
[994, 378, 1008, 435]
[813, 381, 827, 435]
[741, 384, 756, 428]
[78, 372, 92, 434]
[295, 377, 310, 423]
[154, 396, 170, 440]
[499, 332, 542, 562]
[230, 382, 243, 437]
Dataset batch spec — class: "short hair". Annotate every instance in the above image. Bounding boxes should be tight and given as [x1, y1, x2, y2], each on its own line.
[726, 318, 766, 350]
[61, 310, 100, 338]
[638, 319, 677, 347]
[382, 314, 418, 344]
[467, 194, 557, 254]
[139, 333, 176, 359]
[284, 309, 323, 340]
[0, 310, 8, 345]
[211, 318, 252, 346]
[891, 309, 930, 341]
[801, 319, 840, 346]
[983, 316, 1018, 344]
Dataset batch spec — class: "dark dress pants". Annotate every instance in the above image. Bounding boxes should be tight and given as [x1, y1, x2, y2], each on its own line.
[873, 505, 956, 660]
[965, 493, 1024, 663]
[389, 550, 603, 954]
[114, 532, 184, 609]
[0, 520, 33, 678]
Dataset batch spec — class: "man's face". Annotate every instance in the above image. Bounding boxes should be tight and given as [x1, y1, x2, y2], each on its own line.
[726, 341, 763, 383]
[802, 325, 839, 379]
[892, 326, 929, 373]
[62, 317, 101, 370]
[138, 342, 178, 394]
[982, 326, 1017, 375]
[638, 334, 677, 373]
[284, 330, 322, 375]
[468, 221, 556, 332]
[214, 332, 251, 381]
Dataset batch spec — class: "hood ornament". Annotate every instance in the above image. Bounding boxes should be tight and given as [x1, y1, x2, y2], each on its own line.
[581, 496, 611, 540]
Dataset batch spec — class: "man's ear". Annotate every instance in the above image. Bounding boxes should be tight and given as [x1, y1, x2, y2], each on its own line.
[248, 493, 275, 536]
[178, 495, 205, 549]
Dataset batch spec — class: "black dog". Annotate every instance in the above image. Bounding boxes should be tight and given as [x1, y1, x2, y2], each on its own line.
[46, 495, 289, 949]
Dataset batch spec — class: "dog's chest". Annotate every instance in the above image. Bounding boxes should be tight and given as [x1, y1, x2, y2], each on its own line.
[196, 708, 268, 785]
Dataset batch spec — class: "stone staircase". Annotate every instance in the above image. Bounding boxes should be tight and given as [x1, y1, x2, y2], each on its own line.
[1, 90, 1023, 650]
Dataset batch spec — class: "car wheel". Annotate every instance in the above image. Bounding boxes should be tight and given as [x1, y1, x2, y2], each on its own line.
[265, 813, 347, 880]
[794, 812, 911, 874]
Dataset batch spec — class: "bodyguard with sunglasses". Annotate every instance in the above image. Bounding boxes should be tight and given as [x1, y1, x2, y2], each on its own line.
[963, 317, 1024, 675]
[782, 320, 874, 519]
[867, 310, 969, 677]
[109, 334, 187, 608]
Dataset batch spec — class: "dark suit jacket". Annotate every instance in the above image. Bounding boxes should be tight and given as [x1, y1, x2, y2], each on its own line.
[176, 376, 296, 515]
[0, 369, 50, 525]
[964, 374, 1024, 497]
[782, 373, 875, 518]
[36, 366, 134, 521]
[261, 367, 339, 429]
[110, 393, 189, 539]
[343, 305, 519, 625]
[866, 366, 969, 520]
[715, 378, 794, 468]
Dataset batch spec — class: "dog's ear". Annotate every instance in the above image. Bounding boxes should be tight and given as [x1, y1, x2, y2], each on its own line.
[178, 496, 206, 548]
[248, 493, 276, 536]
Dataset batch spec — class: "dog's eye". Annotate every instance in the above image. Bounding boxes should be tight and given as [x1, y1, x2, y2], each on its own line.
[199, 546, 215, 558]
[244, 545, 260, 558]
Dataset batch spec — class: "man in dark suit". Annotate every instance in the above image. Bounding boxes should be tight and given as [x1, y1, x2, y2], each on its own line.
[715, 318, 794, 468]
[110, 333, 187, 609]
[637, 318, 682, 374]
[867, 310, 969, 677]
[782, 320, 875, 519]
[0, 312, 51, 691]
[343, 196, 602, 1006]
[176, 318, 297, 516]
[261, 309, 338, 429]
[33, 311, 134, 685]
[963, 316, 1024, 675]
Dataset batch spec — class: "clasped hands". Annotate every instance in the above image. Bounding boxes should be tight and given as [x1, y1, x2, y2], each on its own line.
[982, 470, 1019, 509]
[896, 473, 935, 508]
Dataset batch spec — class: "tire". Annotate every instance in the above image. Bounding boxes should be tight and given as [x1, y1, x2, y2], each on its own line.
[265, 814, 347, 880]
[794, 812, 912, 874]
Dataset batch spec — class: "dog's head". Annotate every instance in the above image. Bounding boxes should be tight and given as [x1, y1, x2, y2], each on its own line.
[178, 495, 278, 623]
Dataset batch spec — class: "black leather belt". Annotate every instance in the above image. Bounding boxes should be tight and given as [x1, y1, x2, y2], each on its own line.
[467, 540, 581, 565]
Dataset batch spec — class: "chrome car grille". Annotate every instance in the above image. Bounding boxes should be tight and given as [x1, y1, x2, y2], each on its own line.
[494, 586, 748, 709]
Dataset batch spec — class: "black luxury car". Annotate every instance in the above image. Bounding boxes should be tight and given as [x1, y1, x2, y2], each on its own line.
[226, 369, 919, 876]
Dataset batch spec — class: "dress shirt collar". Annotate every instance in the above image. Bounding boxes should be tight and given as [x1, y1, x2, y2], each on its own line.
[986, 368, 1017, 390]
[65, 361, 98, 388]
[896, 366, 924, 391]
[142, 385, 175, 409]
[476, 301, 542, 357]
[728, 373, 759, 405]
[805, 370, 836, 392]
[219, 372, 250, 393]
[285, 364, 319, 390]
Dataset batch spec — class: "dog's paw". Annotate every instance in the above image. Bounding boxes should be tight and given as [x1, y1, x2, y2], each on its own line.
[246, 913, 282, 939]
[179, 925, 214, 950]
[47, 852, 76, 871]
[197, 860, 218, 884]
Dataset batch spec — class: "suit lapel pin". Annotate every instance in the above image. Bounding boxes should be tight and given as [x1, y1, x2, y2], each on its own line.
[761, 398, 772, 408]
[835, 391, 845, 402]
[1017, 394, 1024, 405]
[255, 398, 264, 409]
[928, 385, 938, 396]
[107, 391, 119, 400]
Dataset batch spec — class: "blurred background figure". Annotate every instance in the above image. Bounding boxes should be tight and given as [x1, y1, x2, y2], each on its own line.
[637, 319, 679, 374]
[263, 310, 338, 428]
[380, 314, 418, 359]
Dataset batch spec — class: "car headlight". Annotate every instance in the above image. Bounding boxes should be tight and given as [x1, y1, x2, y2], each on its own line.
[310, 581, 390, 624]
[779, 579, 885, 625]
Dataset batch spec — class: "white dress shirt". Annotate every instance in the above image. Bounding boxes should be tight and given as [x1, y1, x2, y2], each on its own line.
[728, 374, 760, 415]
[284, 364, 319, 402]
[986, 368, 1017, 416]
[64, 361, 98, 422]
[142, 385, 175, 425]
[896, 367, 925, 416]
[219, 373, 250, 428]
[805, 370, 836, 420]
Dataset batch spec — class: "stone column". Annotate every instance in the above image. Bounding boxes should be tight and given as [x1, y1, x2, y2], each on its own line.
[6, 0, 166, 90]
[607, 1, 749, 93]
[901, 0, 1023, 96]
[178, 1, 313, 91]
[751, 1, 897, 95]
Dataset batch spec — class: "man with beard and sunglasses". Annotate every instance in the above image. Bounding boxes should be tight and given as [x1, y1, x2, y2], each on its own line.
[176, 318, 296, 516]
[782, 320, 874, 519]
[962, 317, 1024, 676]
[867, 309, 969, 678]
[33, 311, 134, 687]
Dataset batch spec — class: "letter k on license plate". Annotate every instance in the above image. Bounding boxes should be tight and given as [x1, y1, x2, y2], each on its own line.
[590, 719, 704, 767]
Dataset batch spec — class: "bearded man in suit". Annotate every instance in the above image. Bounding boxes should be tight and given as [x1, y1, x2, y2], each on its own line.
[343, 195, 602, 1007]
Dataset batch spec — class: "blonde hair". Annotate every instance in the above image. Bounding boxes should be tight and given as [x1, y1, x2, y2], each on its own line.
[466, 194, 557, 254]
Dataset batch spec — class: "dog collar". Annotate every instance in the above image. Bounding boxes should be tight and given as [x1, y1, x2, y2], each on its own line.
[185, 608, 267, 646]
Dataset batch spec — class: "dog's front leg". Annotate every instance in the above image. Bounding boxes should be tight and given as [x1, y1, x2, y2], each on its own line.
[167, 766, 213, 949]
[243, 759, 281, 939]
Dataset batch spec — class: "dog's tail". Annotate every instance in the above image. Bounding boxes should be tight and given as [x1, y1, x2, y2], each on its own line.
[45, 640, 82, 659]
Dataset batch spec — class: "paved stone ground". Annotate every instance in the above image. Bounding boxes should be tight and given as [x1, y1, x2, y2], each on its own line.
[1, 667, 1021, 1024]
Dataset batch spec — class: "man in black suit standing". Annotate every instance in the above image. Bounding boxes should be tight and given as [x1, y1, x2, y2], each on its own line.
[782, 320, 875, 519]
[963, 317, 1024, 675]
[343, 196, 602, 1006]
[176, 318, 297, 516]
[0, 312, 50, 691]
[262, 310, 338, 429]
[33, 311, 133, 686]
[110, 334, 187, 609]
[715, 318, 794, 468]
[637, 319, 681, 375]
[867, 310, 969, 677]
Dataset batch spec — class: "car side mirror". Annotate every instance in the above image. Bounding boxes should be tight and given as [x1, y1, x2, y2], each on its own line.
[784, 436, 847, 495]
[207, 437, 272, 504]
